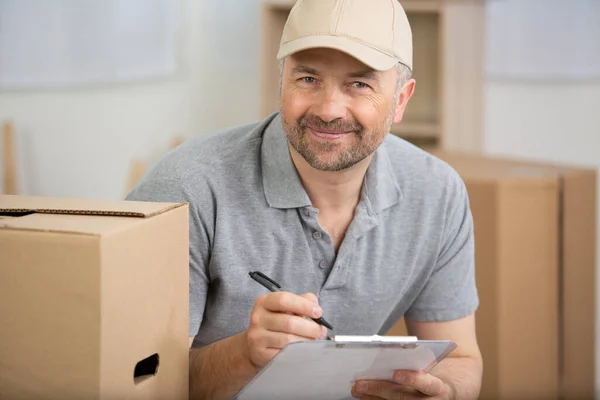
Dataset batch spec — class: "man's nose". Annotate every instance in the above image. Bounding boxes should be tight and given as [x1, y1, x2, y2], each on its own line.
[313, 85, 348, 123]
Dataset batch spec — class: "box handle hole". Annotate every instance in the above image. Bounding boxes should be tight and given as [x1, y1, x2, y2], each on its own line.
[134, 353, 159, 384]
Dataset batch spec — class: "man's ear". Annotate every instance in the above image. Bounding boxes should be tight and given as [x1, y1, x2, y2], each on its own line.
[392, 79, 416, 124]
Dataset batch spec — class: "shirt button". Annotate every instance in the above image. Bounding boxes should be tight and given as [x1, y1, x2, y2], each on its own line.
[312, 231, 322, 240]
[302, 208, 310, 217]
[319, 260, 328, 269]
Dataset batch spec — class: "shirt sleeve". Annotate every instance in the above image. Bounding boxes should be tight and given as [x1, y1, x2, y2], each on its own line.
[404, 176, 479, 322]
[125, 177, 211, 337]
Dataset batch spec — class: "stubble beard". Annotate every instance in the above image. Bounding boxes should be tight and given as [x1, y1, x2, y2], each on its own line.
[281, 106, 396, 172]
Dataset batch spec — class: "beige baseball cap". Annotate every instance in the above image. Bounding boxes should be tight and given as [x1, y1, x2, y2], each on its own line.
[277, 0, 413, 71]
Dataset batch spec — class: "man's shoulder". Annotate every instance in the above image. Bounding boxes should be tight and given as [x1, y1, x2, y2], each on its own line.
[382, 134, 467, 202]
[142, 117, 272, 183]
[125, 115, 275, 204]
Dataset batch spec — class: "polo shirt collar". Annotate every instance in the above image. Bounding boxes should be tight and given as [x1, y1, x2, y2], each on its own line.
[261, 113, 312, 209]
[261, 113, 402, 213]
[361, 139, 403, 215]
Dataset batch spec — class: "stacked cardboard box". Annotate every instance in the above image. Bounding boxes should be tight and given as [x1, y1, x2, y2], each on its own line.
[2, 149, 596, 400]
[388, 151, 597, 400]
[0, 195, 190, 399]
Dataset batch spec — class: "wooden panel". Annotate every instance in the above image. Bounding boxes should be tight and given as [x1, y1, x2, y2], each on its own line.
[260, 5, 289, 117]
[467, 181, 501, 399]
[559, 171, 597, 399]
[401, 0, 441, 13]
[3, 122, 18, 195]
[497, 180, 559, 399]
[403, 12, 440, 127]
[386, 318, 408, 336]
[262, 0, 295, 9]
[260, 0, 442, 13]
[440, 1, 485, 152]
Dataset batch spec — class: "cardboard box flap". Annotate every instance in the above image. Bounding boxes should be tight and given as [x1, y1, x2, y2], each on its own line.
[0, 213, 149, 236]
[0, 195, 184, 218]
[428, 150, 592, 181]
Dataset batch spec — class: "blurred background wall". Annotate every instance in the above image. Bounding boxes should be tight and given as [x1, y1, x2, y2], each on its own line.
[0, 0, 599, 391]
[2, 0, 596, 200]
[0, 0, 261, 199]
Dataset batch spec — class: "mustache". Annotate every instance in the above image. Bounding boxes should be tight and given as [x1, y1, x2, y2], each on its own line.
[298, 115, 363, 133]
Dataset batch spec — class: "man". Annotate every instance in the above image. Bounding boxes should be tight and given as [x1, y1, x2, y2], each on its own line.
[126, 0, 483, 398]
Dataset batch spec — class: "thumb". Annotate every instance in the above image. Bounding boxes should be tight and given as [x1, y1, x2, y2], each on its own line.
[299, 292, 319, 305]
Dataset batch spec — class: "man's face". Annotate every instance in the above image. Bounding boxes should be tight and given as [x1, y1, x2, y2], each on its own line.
[280, 48, 414, 172]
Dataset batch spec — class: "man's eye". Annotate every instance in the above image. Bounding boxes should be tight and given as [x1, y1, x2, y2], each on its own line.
[301, 77, 316, 84]
[352, 81, 369, 89]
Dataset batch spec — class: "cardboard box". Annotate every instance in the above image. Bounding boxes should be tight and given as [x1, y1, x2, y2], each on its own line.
[388, 151, 596, 400]
[0, 195, 190, 400]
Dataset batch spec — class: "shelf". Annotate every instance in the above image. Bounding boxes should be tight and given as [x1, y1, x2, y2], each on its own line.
[260, 0, 485, 152]
[390, 121, 440, 138]
[404, 12, 441, 127]
[262, 0, 295, 10]
[262, 0, 442, 12]
[401, 0, 441, 13]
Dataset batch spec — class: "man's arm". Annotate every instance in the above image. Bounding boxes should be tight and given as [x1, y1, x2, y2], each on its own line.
[188, 333, 258, 400]
[351, 314, 482, 400]
[188, 292, 326, 400]
[404, 314, 483, 399]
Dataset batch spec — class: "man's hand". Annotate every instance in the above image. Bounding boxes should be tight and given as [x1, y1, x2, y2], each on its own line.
[351, 370, 454, 400]
[245, 291, 328, 368]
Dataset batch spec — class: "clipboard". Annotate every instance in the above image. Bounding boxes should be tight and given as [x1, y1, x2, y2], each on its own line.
[234, 336, 457, 400]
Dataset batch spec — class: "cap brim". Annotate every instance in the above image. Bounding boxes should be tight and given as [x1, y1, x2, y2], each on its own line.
[277, 35, 399, 71]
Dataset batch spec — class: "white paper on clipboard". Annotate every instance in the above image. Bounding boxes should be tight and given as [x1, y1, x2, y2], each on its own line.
[234, 338, 457, 400]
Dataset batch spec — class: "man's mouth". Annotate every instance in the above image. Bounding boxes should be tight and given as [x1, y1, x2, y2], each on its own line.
[307, 127, 352, 142]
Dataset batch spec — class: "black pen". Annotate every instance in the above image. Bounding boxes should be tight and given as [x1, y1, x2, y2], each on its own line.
[248, 271, 335, 331]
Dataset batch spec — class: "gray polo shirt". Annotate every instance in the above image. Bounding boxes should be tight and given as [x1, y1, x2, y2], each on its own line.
[126, 112, 478, 345]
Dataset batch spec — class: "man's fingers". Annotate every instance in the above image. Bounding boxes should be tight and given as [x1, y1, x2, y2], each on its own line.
[352, 381, 405, 399]
[262, 310, 326, 339]
[261, 291, 323, 318]
[247, 291, 326, 370]
[247, 345, 279, 369]
[260, 330, 314, 349]
[299, 292, 319, 304]
[393, 370, 447, 397]
[352, 373, 446, 399]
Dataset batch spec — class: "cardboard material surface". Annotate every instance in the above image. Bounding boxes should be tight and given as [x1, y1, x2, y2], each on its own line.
[0, 194, 180, 217]
[0, 195, 190, 400]
[387, 151, 596, 400]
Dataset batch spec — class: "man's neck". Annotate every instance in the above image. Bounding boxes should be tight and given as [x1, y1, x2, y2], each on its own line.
[289, 145, 372, 212]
